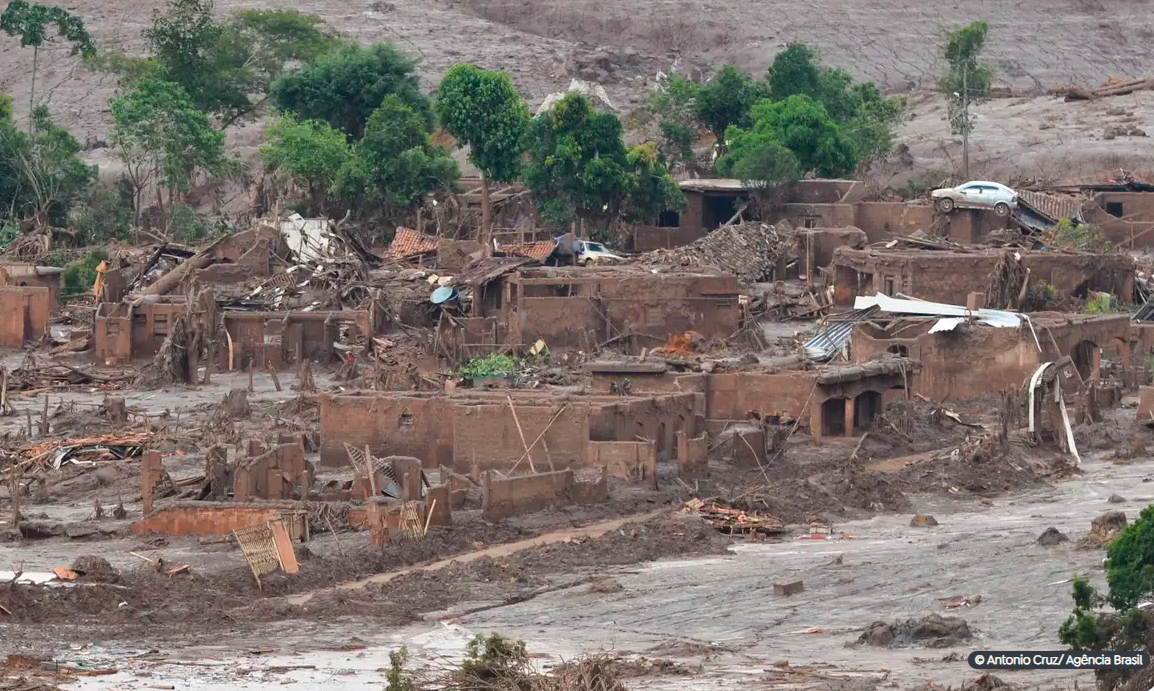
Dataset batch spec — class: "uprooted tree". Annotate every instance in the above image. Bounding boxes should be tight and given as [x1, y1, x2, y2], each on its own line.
[436, 64, 530, 254]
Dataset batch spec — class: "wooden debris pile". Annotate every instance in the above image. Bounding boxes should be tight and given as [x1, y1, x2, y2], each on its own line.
[684, 498, 786, 535]
[1055, 76, 1154, 101]
[17, 432, 152, 470]
[638, 220, 794, 284]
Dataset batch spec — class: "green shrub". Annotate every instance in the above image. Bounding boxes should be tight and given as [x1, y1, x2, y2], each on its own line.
[68, 178, 135, 244]
[1107, 504, 1154, 610]
[168, 204, 211, 243]
[456, 354, 517, 384]
[61, 249, 109, 298]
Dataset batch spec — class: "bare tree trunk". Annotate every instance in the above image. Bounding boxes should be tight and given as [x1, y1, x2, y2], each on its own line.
[480, 175, 493, 257]
[28, 46, 37, 134]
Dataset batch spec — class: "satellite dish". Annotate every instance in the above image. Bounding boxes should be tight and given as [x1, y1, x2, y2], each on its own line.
[431, 286, 458, 304]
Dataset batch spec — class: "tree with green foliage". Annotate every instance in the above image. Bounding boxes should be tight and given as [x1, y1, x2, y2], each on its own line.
[721, 95, 856, 179]
[102, 0, 341, 129]
[271, 43, 432, 140]
[334, 95, 458, 212]
[436, 64, 529, 251]
[939, 21, 991, 179]
[523, 93, 682, 229]
[0, 104, 96, 228]
[1106, 504, 1154, 610]
[638, 73, 701, 170]
[766, 43, 903, 171]
[60, 248, 107, 297]
[0, 1, 95, 131]
[695, 65, 766, 154]
[109, 79, 229, 227]
[621, 143, 686, 223]
[716, 133, 801, 190]
[260, 116, 352, 215]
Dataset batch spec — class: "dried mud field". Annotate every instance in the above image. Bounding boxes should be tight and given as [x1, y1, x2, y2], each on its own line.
[0, 376, 1141, 691]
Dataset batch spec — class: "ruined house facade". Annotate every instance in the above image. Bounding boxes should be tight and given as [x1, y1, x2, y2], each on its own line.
[465, 267, 742, 354]
[830, 248, 1135, 306]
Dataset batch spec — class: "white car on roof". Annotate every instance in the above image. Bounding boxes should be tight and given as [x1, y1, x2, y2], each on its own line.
[931, 181, 1018, 217]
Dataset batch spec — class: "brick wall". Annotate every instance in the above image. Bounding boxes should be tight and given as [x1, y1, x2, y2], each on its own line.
[590, 393, 697, 457]
[319, 395, 453, 467]
[514, 297, 604, 350]
[134, 503, 299, 536]
[0, 286, 47, 348]
[634, 225, 707, 251]
[853, 203, 935, 242]
[706, 372, 816, 424]
[587, 440, 657, 488]
[220, 311, 371, 371]
[481, 469, 606, 520]
[676, 431, 708, 480]
[452, 401, 589, 472]
[831, 248, 1135, 306]
[781, 203, 857, 228]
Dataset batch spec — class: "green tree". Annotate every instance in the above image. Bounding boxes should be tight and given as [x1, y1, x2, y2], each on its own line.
[767, 43, 903, 170]
[104, 0, 340, 128]
[939, 21, 991, 178]
[722, 95, 856, 178]
[271, 43, 432, 140]
[0, 105, 96, 228]
[110, 79, 229, 227]
[638, 73, 701, 169]
[522, 93, 628, 227]
[260, 116, 352, 215]
[436, 64, 529, 251]
[334, 94, 459, 212]
[0, 1, 95, 131]
[1106, 505, 1154, 610]
[522, 93, 682, 229]
[716, 133, 801, 190]
[621, 142, 685, 223]
[695, 65, 765, 154]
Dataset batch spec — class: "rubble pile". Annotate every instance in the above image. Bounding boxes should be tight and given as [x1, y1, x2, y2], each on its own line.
[684, 498, 787, 536]
[638, 220, 793, 284]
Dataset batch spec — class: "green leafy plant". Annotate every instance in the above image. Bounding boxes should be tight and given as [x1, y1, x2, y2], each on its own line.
[695, 65, 766, 154]
[456, 353, 517, 384]
[61, 248, 108, 298]
[383, 646, 417, 691]
[333, 94, 459, 213]
[271, 43, 432, 140]
[67, 177, 135, 244]
[168, 204, 211, 243]
[260, 115, 353, 215]
[1085, 292, 1119, 314]
[720, 95, 856, 179]
[939, 21, 991, 150]
[436, 64, 530, 251]
[110, 78, 230, 226]
[1106, 504, 1154, 610]
[638, 73, 701, 168]
[99, 0, 343, 128]
[456, 634, 531, 691]
[0, 104, 96, 229]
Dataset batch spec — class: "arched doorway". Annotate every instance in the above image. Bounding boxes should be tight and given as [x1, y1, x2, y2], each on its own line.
[1071, 340, 1098, 381]
[821, 397, 847, 437]
[854, 390, 882, 431]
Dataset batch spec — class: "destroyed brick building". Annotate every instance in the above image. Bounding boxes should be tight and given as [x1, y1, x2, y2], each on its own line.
[830, 247, 1135, 306]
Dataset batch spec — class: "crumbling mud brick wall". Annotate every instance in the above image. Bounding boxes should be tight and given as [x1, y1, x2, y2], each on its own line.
[95, 294, 216, 362]
[676, 431, 708, 480]
[196, 238, 276, 285]
[1088, 193, 1154, 249]
[319, 394, 453, 467]
[452, 399, 590, 473]
[134, 502, 306, 537]
[633, 224, 707, 252]
[218, 310, 371, 371]
[588, 392, 697, 459]
[852, 203, 935, 242]
[851, 316, 1130, 401]
[705, 372, 816, 433]
[831, 248, 1135, 306]
[436, 317, 506, 362]
[481, 469, 607, 521]
[797, 228, 867, 278]
[587, 440, 657, 488]
[1130, 324, 1154, 384]
[499, 270, 741, 354]
[0, 265, 61, 311]
[233, 443, 312, 502]
[0, 286, 48, 348]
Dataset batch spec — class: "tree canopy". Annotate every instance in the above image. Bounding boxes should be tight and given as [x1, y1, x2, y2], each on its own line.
[436, 64, 529, 184]
[260, 116, 352, 216]
[334, 95, 459, 210]
[694, 65, 766, 152]
[939, 21, 991, 135]
[271, 43, 432, 140]
[721, 95, 856, 179]
[522, 93, 682, 227]
[0, 104, 96, 227]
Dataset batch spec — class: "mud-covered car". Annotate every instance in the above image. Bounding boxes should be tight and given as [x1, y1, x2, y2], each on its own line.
[930, 181, 1018, 216]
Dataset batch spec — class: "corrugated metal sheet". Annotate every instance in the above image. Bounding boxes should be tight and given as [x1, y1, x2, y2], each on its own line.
[804, 306, 879, 360]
